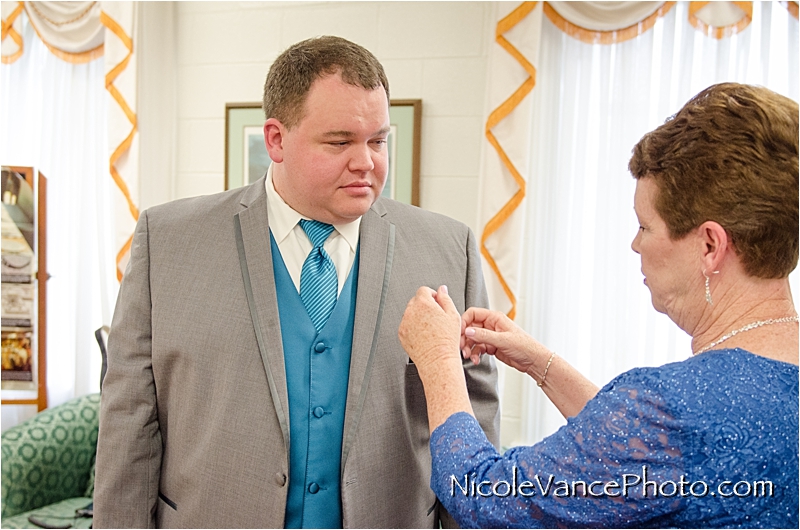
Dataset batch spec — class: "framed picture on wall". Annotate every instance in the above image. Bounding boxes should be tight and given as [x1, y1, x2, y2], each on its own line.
[2, 166, 48, 411]
[225, 99, 421, 207]
[225, 103, 271, 191]
[384, 99, 421, 206]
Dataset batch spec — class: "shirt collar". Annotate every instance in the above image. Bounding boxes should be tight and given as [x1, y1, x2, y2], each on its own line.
[265, 165, 361, 251]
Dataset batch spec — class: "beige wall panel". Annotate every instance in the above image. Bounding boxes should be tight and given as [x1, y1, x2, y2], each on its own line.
[178, 11, 282, 66]
[419, 176, 479, 234]
[177, 119, 224, 174]
[422, 57, 487, 117]
[420, 116, 482, 177]
[381, 59, 424, 99]
[279, 3, 381, 52]
[177, 63, 268, 119]
[376, 2, 487, 59]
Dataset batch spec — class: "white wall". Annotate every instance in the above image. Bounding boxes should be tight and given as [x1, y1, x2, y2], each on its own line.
[171, 1, 493, 235]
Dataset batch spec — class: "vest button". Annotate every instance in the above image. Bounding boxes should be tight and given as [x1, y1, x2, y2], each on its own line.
[275, 472, 287, 487]
[313, 406, 325, 418]
[314, 342, 326, 353]
[308, 482, 320, 494]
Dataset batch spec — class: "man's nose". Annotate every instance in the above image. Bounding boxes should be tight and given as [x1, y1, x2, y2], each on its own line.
[348, 144, 375, 173]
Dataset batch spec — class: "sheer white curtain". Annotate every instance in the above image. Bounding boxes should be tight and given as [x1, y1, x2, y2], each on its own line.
[513, 1, 799, 445]
[0, 15, 116, 428]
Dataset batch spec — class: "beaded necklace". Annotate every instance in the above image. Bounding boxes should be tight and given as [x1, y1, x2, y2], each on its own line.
[693, 315, 800, 355]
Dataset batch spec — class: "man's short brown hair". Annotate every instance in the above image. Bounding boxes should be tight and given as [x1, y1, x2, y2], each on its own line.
[629, 83, 799, 279]
[262, 36, 390, 129]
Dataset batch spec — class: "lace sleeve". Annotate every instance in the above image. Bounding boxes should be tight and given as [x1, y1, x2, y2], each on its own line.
[431, 375, 686, 528]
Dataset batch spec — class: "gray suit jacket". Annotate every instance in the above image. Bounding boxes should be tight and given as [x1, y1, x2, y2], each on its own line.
[95, 177, 500, 528]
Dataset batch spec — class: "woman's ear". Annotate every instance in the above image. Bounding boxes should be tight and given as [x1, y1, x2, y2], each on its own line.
[698, 220, 729, 273]
[263, 118, 285, 163]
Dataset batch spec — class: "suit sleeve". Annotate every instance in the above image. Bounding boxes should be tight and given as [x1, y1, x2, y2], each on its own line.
[94, 211, 161, 528]
[462, 227, 501, 447]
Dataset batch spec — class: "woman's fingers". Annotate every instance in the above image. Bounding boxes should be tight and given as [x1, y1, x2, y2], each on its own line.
[464, 325, 510, 351]
[462, 307, 513, 332]
[399, 285, 464, 368]
[432, 285, 459, 319]
[462, 342, 487, 362]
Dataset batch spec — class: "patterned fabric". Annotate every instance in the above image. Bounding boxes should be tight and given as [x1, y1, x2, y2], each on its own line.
[1, 497, 93, 529]
[430, 349, 798, 529]
[2, 394, 100, 521]
[299, 219, 338, 331]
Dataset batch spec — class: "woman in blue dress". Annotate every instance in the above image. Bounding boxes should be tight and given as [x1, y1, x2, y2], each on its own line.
[399, 83, 798, 529]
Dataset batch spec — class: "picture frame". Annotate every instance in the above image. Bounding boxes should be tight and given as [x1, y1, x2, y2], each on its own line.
[224, 99, 421, 207]
[224, 103, 269, 191]
[1, 166, 48, 411]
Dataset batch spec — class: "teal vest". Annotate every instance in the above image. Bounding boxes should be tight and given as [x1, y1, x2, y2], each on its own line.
[270, 232, 358, 529]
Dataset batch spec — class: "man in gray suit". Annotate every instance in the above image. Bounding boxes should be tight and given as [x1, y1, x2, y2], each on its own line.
[95, 36, 499, 528]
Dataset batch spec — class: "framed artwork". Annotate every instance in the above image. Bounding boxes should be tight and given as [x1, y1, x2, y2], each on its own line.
[224, 99, 422, 206]
[225, 103, 270, 191]
[384, 99, 421, 206]
[1, 166, 48, 410]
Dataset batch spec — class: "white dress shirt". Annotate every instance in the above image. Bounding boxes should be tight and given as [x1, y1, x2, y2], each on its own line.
[265, 165, 361, 295]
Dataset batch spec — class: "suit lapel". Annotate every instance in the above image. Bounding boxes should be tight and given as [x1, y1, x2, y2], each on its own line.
[341, 200, 395, 474]
[234, 179, 291, 456]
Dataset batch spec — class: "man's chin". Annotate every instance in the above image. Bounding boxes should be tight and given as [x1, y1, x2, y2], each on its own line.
[324, 202, 375, 225]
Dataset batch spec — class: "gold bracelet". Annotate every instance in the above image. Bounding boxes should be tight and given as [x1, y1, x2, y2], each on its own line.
[537, 352, 556, 387]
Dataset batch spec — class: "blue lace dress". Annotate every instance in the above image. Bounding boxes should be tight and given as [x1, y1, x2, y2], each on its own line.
[431, 349, 798, 528]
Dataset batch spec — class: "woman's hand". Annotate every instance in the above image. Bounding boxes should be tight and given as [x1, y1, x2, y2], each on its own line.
[462, 307, 600, 418]
[399, 285, 475, 432]
[461, 307, 550, 377]
[399, 285, 461, 373]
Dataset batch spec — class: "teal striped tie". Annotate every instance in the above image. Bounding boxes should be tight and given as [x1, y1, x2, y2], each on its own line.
[299, 220, 338, 332]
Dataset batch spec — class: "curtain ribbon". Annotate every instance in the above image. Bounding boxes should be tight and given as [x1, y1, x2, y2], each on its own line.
[481, 1, 537, 320]
[100, 9, 139, 281]
[1, 2, 24, 64]
[783, 2, 799, 20]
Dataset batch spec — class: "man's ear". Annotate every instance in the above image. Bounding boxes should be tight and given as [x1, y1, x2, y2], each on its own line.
[264, 118, 286, 163]
[698, 220, 729, 273]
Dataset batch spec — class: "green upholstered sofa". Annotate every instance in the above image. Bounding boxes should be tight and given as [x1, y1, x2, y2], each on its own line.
[1, 393, 100, 529]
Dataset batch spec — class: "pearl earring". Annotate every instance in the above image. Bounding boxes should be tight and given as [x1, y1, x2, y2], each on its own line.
[703, 269, 719, 305]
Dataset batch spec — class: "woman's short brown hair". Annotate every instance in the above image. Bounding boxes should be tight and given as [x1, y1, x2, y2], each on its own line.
[263, 36, 389, 130]
[629, 83, 799, 279]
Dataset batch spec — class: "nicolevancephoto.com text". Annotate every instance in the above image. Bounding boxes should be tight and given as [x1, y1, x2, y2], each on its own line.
[451, 465, 775, 500]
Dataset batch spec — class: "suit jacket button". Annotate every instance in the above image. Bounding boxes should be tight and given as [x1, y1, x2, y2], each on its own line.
[275, 472, 287, 487]
[308, 482, 320, 494]
[313, 406, 325, 418]
[314, 342, 326, 353]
